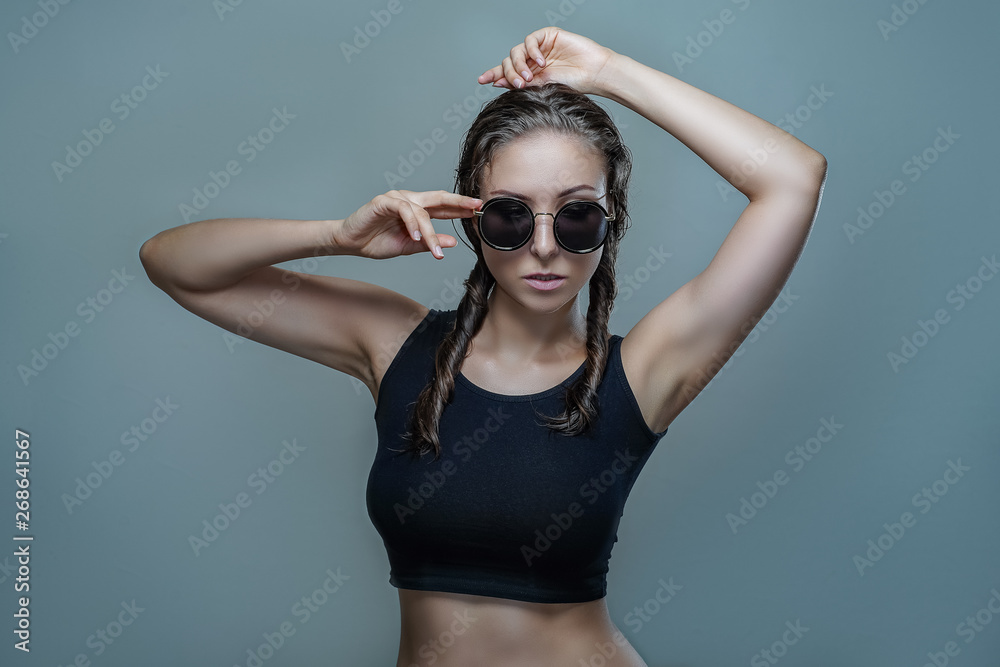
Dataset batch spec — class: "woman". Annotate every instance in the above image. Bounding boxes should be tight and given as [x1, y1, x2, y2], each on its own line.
[141, 26, 826, 667]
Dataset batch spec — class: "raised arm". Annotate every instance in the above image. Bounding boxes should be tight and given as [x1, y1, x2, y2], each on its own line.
[602, 50, 826, 432]
[480, 27, 827, 432]
[139, 190, 479, 398]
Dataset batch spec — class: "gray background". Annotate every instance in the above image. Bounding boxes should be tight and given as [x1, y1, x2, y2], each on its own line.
[2, 0, 998, 665]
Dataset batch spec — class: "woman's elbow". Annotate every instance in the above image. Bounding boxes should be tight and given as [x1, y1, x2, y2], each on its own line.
[139, 237, 168, 289]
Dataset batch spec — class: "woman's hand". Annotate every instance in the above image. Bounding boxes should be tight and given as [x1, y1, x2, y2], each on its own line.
[333, 190, 481, 260]
[476, 26, 617, 96]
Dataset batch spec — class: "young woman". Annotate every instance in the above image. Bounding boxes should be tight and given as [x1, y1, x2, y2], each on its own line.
[141, 26, 826, 667]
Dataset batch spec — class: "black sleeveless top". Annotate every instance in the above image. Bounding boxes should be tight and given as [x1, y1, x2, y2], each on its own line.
[366, 308, 668, 603]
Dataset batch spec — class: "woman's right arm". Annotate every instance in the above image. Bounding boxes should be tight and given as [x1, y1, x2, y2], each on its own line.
[138, 190, 481, 396]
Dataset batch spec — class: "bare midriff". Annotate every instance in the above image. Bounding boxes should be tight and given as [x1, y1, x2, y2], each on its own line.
[395, 588, 649, 667]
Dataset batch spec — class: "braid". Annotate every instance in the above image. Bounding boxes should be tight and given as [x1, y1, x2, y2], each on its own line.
[537, 246, 618, 435]
[400, 260, 495, 458]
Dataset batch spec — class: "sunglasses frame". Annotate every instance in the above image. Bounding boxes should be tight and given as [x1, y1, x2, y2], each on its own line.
[472, 196, 615, 254]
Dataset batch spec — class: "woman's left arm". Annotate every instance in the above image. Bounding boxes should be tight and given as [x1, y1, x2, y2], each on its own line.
[603, 51, 829, 430]
[481, 28, 828, 431]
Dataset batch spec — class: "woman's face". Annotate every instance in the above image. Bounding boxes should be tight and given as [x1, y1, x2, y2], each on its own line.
[476, 132, 609, 314]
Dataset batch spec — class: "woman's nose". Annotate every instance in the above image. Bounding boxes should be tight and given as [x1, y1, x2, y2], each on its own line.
[530, 214, 558, 256]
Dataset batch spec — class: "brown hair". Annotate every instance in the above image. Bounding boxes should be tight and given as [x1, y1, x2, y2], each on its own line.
[402, 82, 633, 458]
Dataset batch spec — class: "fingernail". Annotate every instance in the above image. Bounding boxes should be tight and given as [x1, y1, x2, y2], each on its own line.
[522, 70, 531, 80]
[434, 245, 442, 257]
[413, 230, 421, 241]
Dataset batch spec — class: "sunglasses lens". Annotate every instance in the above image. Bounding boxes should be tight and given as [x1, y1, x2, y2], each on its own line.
[556, 202, 608, 252]
[480, 199, 532, 249]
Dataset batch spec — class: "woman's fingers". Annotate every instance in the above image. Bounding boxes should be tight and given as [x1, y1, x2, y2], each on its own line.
[479, 31, 551, 89]
[509, 45, 533, 86]
[424, 206, 480, 220]
[499, 56, 515, 88]
[502, 52, 531, 89]
[479, 66, 511, 88]
[436, 234, 458, 249]
[394, 191, 481, 259]
[413, 191, 482, 217]
[424, 199, 484, 218]
[397, 199, 443, 258]
[525, 32, 546, 68]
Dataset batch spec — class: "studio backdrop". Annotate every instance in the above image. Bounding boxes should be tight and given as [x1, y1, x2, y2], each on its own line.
[2, 0, 998, 665]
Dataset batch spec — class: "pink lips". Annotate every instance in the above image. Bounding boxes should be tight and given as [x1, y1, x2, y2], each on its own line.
[524, 275, 566, 291]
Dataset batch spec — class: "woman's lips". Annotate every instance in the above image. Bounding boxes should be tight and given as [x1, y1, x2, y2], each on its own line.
[524, 276, 566, 291]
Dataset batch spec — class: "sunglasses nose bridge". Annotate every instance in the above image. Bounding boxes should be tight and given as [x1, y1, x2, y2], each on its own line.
[533, 211, 561, 235]
[530, 212, 558, 252]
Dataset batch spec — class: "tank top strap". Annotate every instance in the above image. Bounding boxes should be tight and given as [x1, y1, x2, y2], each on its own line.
[373, 308, 452, 422]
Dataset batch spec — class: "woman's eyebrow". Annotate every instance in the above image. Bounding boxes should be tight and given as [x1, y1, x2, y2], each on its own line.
[488, 185, 598, 201]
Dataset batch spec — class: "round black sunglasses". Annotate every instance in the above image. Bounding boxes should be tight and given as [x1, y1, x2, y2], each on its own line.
[473, 197, 614, 254]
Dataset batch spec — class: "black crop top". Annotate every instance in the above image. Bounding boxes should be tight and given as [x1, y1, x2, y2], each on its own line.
[366, 308, 668, 604]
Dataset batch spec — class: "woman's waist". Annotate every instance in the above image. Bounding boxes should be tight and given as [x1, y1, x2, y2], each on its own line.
[396, 588, 647, 667]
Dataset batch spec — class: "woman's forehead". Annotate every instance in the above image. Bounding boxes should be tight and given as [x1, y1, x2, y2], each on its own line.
[482, 134, 606, 196]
